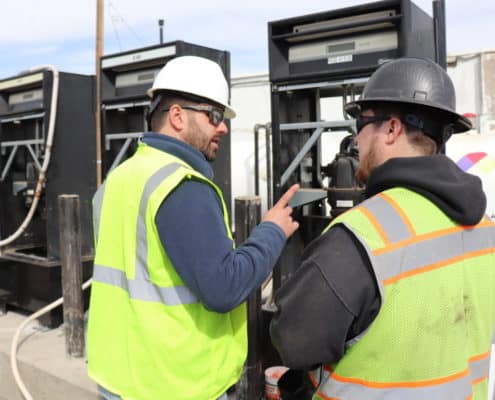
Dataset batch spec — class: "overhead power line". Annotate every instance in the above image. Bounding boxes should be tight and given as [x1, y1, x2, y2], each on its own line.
[106, 0, 144, 50]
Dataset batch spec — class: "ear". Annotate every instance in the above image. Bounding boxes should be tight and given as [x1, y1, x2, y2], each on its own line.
[384, 117, 403, 145]
[167, 104, 186, 132]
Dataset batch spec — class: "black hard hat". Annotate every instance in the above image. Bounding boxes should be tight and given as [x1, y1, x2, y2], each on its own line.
[345, 58, 472, 136]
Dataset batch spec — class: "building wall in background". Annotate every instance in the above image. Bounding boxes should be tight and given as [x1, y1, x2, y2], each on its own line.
[447, 50, 495, 133]
[230, 74, 271, 215]
[230, 51, 495, 218]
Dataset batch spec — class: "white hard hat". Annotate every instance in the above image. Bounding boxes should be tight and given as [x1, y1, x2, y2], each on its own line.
[147, 55, 236, 119]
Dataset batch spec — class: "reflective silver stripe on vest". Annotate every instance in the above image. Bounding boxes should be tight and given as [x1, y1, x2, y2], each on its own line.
[92, 161, 199, 306]
[93, 264, 198, 305]
[317, 371, 474, 400]
[374, 225, 495, 284]
[318, 350, 491, 400]
[470, 353, 490, 382]
[360, 195, 413, 243]
[93, 182, 106, 244]
[351, 193, 495, 285]
[309, 366, 331, 388]
[135, 162, 182, 281]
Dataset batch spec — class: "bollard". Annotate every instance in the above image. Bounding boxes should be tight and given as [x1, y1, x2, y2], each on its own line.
[58, 194, 84, 358]
[235, 196, 263, 400]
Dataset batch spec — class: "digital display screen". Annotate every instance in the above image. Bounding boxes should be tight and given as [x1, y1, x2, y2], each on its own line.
[138, 72, 155, 82]
[327, 42, 355, 53]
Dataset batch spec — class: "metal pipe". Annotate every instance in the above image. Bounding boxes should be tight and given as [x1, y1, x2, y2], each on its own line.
[265, 123, 273, 208]
[253, 124, 261, 196]
[314, 88, 324, 189]
[270, 91, 282, 202]
[343, 84, 350, 120]
[95, 0, 104, 186]
[159, 19, 164, 44]
[433, 0, 447, 69]
[281, 127, 324, 187]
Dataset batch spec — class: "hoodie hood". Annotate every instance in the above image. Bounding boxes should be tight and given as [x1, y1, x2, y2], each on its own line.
[366, 155, 487, 226]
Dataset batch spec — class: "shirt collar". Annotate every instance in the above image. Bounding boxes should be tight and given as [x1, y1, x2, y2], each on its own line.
[142, 132, 214, 179]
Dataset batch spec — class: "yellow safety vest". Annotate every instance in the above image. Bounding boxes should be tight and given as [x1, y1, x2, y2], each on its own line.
[87, 143, 247, 400]
[311, 187, 495, 400]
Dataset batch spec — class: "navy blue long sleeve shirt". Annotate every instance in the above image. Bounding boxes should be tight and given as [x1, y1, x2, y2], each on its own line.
[143, 133, 286, 313]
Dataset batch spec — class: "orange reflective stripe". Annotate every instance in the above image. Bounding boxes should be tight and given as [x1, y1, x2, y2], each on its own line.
[383, 246, 494, 285]
[471, 376, 487, 386]
[330, 368, 469, 389]
[378, 192, 416, 236]
[319, 349, 492, 399]
[308, 371, 319, 388]
[321, 348, 491, 398]
[469, 350, 490, 363]
[358, 206, 391, 246]
[374, 220, 495, 256]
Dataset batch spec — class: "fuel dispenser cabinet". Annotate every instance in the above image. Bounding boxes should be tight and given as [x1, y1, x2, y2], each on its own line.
[100, 41, 232, 214]
[0, 69, 95, 327]
[258, 0, 446, 373]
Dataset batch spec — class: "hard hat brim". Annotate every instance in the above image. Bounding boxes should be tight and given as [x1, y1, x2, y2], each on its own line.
[345, 98, 472, 134]
[148, 87, 236, 119]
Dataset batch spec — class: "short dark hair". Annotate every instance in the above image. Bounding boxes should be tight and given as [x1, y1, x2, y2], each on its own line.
[365, 102, 438, 155]
[149, 90, 224, 132]
[150, 95, 198, 132]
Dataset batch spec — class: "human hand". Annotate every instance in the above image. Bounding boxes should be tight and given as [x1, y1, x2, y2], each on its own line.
[262, 184, 300, 238]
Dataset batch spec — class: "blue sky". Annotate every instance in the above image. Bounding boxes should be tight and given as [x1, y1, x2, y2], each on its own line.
[0, 0, 493, 79]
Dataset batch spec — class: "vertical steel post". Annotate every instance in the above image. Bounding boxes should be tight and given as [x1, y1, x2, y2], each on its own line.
[95, 0, 104, 187]
[254, 125, 260, 196]
[58, 194, 84, 358]
[433, 0, 447, 69]
[266, 123, 273, 209]
[159, 19, 164, 44]
[235, 196, 263, 400]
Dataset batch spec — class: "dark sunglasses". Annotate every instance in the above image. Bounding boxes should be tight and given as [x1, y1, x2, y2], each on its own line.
[162, 104, 225, 127]
[355, 115, 391, 133]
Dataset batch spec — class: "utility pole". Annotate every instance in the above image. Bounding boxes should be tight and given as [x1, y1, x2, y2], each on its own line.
[95, 0, 104, 186]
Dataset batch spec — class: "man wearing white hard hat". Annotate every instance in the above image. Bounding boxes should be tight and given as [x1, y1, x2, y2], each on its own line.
[87, 55, 299, 400]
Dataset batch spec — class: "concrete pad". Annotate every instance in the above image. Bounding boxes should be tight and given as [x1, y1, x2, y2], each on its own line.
[0, 311, 98, 400]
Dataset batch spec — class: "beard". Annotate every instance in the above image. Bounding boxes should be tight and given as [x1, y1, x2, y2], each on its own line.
[183, 116, 218, 161]
[356, 140, 380, 184]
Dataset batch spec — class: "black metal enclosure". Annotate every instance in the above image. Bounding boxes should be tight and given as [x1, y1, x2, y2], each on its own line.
[100, 41, 233, 214]
[253, 0, 446, 378]
[0, 69, 95, 326]
[268, 0, 445, 292]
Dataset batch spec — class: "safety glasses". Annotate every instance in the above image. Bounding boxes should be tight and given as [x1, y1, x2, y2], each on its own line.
[355, 115, 391, 133]
[162, 104, 225, 127]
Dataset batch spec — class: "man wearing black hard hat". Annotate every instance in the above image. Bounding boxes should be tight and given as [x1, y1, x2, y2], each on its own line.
[270, 57, 495, 400]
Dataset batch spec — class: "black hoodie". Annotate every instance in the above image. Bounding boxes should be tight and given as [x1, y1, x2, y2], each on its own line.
[367, 155, 486, 225]
[270, 155, 487, 372]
